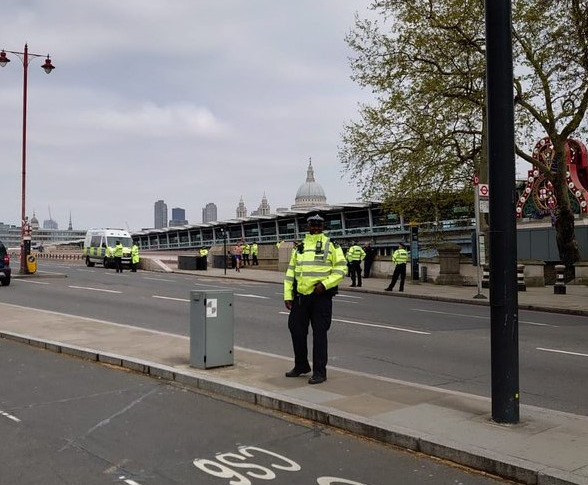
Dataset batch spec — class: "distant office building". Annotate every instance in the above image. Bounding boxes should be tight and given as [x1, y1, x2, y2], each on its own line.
[236, 196, 248, 218]
[202, 202, 218, 223]
[170, 207, 188, 226]
[251, 193, 270, 216]
[154, 200, 168, 229]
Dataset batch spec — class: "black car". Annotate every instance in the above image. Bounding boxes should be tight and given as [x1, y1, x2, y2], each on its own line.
[0, 240, 12, 286]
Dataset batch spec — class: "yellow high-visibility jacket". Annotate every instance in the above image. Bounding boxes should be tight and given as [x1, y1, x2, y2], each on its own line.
[284, 233, 347, 300]
[346, 245, 366, 262]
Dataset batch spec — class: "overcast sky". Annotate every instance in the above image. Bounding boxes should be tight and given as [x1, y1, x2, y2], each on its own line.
[0, 0, 375, 232]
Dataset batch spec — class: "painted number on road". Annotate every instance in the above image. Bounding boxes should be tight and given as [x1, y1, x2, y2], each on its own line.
[193, 445, 370, 484]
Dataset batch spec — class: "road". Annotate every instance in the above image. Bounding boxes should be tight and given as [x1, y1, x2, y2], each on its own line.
[1, 260, 587, 416]
[0, 336, 509, 484]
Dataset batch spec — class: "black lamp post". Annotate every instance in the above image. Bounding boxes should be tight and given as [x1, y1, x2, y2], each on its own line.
[0, 44, 55, 274]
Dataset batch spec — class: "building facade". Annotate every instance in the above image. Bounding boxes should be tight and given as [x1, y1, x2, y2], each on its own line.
[202, 202, 218, 223]
[170, 207, 188, 226]
[236, 196, 247, 218]
[154, 200, 168, 229]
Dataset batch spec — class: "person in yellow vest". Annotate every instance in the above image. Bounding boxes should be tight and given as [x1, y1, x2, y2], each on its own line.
[199, 247, 209, 270]
[251, 242, 259, 265]
[346, 241, 366, 287]
[130, 240, 140, 272]
[276, 239, 283, 249]
[385, 242, 409, 292]
[283, 214, 347, 385]
[242, 242, 250, 265]
[113, 240, 124, 273]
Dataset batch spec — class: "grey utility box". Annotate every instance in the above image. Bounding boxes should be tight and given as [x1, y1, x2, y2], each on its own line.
[189, 290, 234, 369]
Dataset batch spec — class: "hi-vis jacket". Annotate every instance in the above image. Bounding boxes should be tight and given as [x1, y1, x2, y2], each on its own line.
[131, 244, 140, 264]
[113, 243, 124, 258]
[393, 247, 409, 264]
[284, 233, 347, 300]
[346, 244, 366, 262]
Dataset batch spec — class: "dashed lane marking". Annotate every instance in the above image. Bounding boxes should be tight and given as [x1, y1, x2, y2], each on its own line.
[278, 312, 430, 335]
[69, 286, 122, 294]
[1, 410, 21, 423]
[413, 309, 558, 327]
[537, 347, 588, 358]
[152, 295, 189, 302]
[14, 279, 50, 285]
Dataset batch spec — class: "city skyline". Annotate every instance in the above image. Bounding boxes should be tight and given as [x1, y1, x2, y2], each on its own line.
[0, 2, 373, 232]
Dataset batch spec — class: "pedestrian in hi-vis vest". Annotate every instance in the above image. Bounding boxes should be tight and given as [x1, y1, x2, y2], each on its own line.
[385, 242, 409, 292]
[113, 240, 124, 273]
[283, 213, 347, 385]
[346, 241, 366, 288]
[130, 241, 140, 272]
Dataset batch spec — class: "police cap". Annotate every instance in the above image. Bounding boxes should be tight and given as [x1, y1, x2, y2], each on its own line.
[307, 214, 324, 225]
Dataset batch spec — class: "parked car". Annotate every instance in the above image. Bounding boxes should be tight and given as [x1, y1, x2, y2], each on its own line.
[0, 240, 12, 286]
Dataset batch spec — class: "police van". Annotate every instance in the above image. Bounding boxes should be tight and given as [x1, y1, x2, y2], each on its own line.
[83, 228, 133, 268]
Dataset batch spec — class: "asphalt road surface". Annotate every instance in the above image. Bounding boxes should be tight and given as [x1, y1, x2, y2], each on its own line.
[0, 338, 509, 485]
[1, 260, 587, 416]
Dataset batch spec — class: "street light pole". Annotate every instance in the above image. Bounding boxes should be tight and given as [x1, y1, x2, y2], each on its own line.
[0, 45, 55, 274]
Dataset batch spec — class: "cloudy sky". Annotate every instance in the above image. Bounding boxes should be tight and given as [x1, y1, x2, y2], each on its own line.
[0, 0, 375, 232]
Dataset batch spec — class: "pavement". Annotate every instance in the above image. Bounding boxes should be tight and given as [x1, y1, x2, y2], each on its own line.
[2, 263, 588, 485]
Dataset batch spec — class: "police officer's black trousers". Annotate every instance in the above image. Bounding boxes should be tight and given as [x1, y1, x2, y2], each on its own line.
[349, 261, 362, 286]
[389, 263, 406, 291]
[288, 293, 333, 378]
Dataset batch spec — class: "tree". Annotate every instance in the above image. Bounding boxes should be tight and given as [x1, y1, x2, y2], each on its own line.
[341, 0, 588, 269]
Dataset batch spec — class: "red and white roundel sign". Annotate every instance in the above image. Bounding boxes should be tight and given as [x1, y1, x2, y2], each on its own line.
[479, 184, 489, 197]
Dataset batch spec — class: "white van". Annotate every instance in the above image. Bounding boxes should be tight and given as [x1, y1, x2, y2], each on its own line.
[83, 228, 133, 268]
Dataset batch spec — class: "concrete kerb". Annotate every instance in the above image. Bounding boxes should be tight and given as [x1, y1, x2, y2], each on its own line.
[0, 329, 578, 485]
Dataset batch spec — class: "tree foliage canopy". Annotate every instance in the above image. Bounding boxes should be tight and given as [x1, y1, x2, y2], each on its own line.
[341, 0, 588, 264]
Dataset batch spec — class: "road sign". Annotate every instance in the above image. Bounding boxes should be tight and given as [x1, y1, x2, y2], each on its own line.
[479, 184, 489, 198]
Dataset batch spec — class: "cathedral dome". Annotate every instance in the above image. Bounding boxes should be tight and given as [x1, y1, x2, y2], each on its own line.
[292, 159, 327, 208]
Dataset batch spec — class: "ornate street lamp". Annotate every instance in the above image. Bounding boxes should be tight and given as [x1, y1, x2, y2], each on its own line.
[0, 44, 55, 274]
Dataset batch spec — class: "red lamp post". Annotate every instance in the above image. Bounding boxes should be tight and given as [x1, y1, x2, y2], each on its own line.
[0, 44, 55, 274]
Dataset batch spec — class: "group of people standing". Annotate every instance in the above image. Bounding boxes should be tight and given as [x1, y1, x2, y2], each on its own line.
[231, 241, 259, 271]
[112, 240, 140, 273]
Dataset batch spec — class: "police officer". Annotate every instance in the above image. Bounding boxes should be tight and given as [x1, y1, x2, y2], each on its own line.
[385, 242, 409, 292]
[199, 247, 209, 270]
[346, 240, 366, 287]
[251, 242, 259, 265]
[363, 242, 376, 278]
[113, 240, 124, 273]
[130, 240, 140, 272]
[242, 242, 250, 265]
[283, 214, 347, 384]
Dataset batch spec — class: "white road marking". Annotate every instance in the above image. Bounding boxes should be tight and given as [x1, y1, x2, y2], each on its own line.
[235, 293, 270, 299]
[1, 410, 21, 423]
[413, 308, 558, 327]
[333, 318, 430, 335]
[69, 286, 122, 294]
[15, 280, 50, 285]
[152, 295, 189, 302]
[336, 294, 363, 299]
[143, 276, 175, 282]
[278, 312, 430, 334]
[537, 347, 588, 358]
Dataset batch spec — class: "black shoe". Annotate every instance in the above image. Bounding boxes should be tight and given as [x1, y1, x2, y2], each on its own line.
[308, 375, 327, 385]
[399, 289, 404, 292]
[384, 287, 392, 291]
[285, 366, 311, 377]
[350, 284, 356, 287]
[357, 284, 362, 287]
